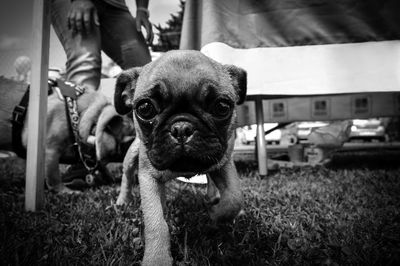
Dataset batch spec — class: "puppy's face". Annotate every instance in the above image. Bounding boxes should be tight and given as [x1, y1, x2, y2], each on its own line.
[114, 51, 246, 174]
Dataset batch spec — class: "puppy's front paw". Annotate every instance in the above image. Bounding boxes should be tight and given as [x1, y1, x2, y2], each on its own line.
[116, 193, 132, 206]
[142, 253, 172, 266]
[208, 196, 243, 223]
[50, 184, 81, 194]
[116, 185, 138, 205]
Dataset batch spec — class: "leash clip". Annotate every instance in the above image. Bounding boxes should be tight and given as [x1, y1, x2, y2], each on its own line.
[12, 105, 27, 125]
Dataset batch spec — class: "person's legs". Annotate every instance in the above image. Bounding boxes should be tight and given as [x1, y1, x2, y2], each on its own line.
[50, 0, 103, 189]
[51, 0, 102, 91]
[94, 2, 152, 69]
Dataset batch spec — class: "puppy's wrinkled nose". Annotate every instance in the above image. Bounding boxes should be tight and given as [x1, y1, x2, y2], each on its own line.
[170, 121, 194, 143]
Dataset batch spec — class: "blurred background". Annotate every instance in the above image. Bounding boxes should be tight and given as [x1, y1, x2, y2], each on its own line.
[0, 0, 182, 81]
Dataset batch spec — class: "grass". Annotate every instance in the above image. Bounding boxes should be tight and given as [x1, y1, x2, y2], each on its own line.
[1, 150, 400, 265]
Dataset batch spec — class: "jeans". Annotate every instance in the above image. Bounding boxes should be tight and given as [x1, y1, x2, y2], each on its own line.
[50, 0, 151, 91]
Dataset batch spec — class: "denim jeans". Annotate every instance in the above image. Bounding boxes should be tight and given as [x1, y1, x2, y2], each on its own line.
[50, 0, 151, 91]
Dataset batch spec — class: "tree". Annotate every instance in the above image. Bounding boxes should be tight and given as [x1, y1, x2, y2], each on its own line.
[152, 0, 185, 52]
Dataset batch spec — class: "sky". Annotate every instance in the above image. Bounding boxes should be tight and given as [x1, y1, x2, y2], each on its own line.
[0, 0, 181, 78]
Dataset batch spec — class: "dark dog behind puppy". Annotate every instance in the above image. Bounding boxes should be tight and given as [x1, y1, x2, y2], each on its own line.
[114, 50, 247, 265]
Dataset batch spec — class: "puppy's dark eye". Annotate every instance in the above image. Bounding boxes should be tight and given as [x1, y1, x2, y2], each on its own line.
[136, 100, 158, 120]
[213, 100, 232, 118]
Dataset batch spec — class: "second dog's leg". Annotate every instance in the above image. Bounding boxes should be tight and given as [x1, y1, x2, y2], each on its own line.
[45, 148, 74, 193]
[207, 158, 243, 222]
[116, 138, 139, 205]
[138, 155, 172, 266]
[205, 174, 221, 206]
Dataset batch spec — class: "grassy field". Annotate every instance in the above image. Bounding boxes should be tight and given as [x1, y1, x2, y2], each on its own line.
[1, 150, 400, 265]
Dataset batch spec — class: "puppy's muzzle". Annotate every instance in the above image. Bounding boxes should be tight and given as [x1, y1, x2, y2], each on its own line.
[170, 121, 194, 144]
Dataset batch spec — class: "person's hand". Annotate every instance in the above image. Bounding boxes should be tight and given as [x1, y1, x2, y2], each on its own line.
[136, 7, 154, 45]
[68, 0, 99, 34]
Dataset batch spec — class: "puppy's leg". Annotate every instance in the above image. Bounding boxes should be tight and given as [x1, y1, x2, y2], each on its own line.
[139, 155, 172, 266]
[116, 138, 139, 205]
[205, 174, 221, 206]
[207, 158, 243, 222]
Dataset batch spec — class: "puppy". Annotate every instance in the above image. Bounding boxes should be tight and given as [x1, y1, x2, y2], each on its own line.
[114, 50, 247, 265]
[20, 85, 134, 193]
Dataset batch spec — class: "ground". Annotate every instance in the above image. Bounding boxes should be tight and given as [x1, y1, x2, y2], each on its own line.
[1, 150, 400, 265]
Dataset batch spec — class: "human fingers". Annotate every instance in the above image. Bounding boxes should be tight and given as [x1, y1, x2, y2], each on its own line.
[67, 10, 76, 31]
[136, 16, 142, 33]
[93, 9, 99, 26]
[83, 10, 91, 32]
[75, 11, 83, 33]
[144, 20, 154, 44]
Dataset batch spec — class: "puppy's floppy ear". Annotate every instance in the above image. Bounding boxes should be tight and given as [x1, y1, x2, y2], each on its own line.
[114, 67, 142, 115]
[224, 65, 247, 105]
